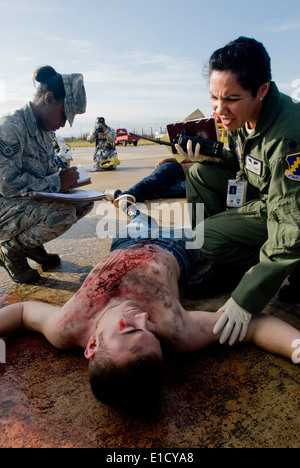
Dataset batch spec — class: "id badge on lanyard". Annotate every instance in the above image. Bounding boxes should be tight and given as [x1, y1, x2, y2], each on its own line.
[226, 171, 247, 208]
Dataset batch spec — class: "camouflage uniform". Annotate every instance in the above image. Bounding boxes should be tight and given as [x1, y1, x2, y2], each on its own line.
[0, 103, 93, 248]
[87, 126, 117, 170]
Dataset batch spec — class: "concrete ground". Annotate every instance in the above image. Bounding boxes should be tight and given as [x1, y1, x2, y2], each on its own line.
[0, 145, 299, 448]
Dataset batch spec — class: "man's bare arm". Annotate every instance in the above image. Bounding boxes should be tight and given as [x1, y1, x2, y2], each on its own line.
[176, 309, 300, 362]
[0, 302, 63, 348]
[245, 314, 300, 361]
[164, 310, 221, 353]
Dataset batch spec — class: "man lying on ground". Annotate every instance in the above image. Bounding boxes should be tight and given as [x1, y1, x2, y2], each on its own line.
[0, 204, 299, 410]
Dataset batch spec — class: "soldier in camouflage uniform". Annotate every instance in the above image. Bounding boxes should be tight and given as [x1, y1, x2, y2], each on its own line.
[87, 117, 119, 171]
[0, 65, 93, 284]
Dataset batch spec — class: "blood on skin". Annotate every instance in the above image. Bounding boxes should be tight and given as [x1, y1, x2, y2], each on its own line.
[119, 319, 126, 331]
[58, 246, 168, 330]
[76, 248, 160, 309]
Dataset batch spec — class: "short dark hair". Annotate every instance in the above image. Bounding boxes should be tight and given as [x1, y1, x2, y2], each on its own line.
[88, 340, 164, 411]
[208, 37, 272, 97]
[96, 117, 105, 124]
[33, 65, 65, 101]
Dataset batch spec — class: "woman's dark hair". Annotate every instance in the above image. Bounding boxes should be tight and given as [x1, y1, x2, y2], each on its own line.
[208, 37, 272, 97]
[33, 65, 65, 101]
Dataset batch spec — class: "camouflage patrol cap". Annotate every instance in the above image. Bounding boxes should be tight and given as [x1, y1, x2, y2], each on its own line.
[61, 73, 87, 127]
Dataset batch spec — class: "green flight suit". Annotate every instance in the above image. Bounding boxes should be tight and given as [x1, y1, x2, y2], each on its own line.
[186, 82, 300, 315]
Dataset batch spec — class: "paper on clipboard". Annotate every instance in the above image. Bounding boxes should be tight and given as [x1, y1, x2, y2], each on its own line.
[28, 189, 105, 203]
[60, 165, 92, 191]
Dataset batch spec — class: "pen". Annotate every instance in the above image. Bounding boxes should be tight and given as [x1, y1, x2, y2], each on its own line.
[54, 156, 67, 169]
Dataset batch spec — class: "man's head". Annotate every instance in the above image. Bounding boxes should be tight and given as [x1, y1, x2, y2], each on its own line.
[84, 301, 164, 409]
[96, 117, 106, 125]
[95, 117, 106, 133]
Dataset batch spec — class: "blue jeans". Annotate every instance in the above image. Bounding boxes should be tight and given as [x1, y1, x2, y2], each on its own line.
[110, 212, 200, 282]
[123, 162, 186, 202]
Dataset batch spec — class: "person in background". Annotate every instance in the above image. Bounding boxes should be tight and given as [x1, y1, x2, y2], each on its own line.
[0, 65, 93, 284]
[177, 37, 300, 345]
[87, 117, 119, 172]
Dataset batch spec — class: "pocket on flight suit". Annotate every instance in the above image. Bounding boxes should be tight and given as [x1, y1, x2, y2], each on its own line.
[267, 196, 300, 250]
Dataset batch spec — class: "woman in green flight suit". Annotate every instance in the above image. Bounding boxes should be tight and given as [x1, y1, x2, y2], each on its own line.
[178, 37, 300, 347]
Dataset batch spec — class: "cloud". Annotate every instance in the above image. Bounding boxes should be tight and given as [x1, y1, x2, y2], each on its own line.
[0, 31, 208, 135]
[84, 49, 202, 89]
[263, 20, 300, 32]
[15, 56, 37, 62]
[18, 29, 63, 44]
[69, 40, 95, 50]
[0, 1, 61, 13]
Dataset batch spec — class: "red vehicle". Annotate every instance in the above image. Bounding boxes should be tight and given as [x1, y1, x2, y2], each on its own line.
[115, 128, 139, 146]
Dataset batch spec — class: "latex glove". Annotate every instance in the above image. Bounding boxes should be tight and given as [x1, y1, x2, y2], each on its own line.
[213, 297, 252, 346]
[175, 139, 222, 163]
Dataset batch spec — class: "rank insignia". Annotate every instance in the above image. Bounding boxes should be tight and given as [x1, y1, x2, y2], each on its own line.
[285, 153, 300, 181]
[286, 139, 300, 153]
[0, 140, 20, 158]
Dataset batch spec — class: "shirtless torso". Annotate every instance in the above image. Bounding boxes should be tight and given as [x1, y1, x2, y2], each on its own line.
[64, 244, 181, 315]
[54, 244, 196, 350]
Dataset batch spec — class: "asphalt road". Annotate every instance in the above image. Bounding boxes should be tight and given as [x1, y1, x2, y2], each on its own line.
[71, 144, 173, 194]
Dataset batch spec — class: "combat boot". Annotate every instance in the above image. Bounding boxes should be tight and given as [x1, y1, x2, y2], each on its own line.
[20, 244, 61, 268]
[0, 238, 40, 283]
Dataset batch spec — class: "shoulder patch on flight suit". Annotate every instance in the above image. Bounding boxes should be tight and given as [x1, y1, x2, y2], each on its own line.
[0, 140, 20, 157]
[285, 153, 300, 181]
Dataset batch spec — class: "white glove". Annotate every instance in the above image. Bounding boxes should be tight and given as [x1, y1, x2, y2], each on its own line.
[175, 139, 222, 163]
[213, 297, 252, 346]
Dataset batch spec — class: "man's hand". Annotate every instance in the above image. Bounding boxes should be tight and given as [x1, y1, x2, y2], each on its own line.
[175, 139, 222, 163]
[213, 297, 252, 346]
[59, 167, 79, 190]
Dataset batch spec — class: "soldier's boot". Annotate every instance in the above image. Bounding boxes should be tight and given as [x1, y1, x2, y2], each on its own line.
[0, 238, 40, 284]
[20, 244, 61, 268]
[278, 265, 300, 303]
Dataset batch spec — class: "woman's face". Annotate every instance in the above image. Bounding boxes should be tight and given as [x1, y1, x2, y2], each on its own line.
[34, 93, 67, 132]
[41, 98, 67, 132]
[209, 70, 268, 131]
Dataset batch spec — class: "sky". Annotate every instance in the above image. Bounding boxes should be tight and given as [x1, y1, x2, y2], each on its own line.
[0, 0, 300, 137]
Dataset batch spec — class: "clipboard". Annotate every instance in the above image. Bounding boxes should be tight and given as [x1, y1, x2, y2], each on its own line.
[28, 189, 105, 203]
